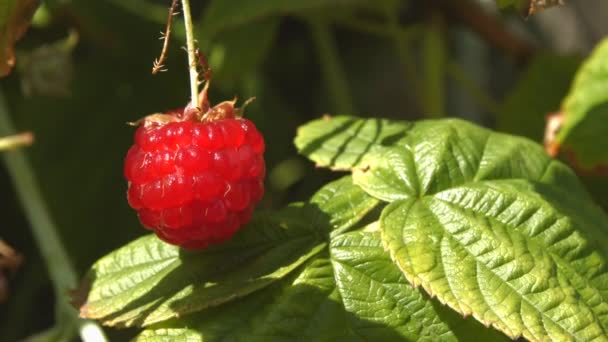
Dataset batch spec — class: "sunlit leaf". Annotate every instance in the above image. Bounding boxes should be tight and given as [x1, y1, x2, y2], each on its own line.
[294, 115, 411, 170]
[137, 231, 507, 341]
[74, 208, 328, 327]
[551, 38, 608, 170]
[336, 117, 608, 340]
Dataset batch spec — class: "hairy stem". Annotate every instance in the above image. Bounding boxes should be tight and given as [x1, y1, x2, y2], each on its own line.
[152, 0, 179, 74]
[181, 0, 199, 107]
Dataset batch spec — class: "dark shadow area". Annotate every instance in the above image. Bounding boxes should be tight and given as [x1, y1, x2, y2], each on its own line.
[298, 117, 358, 165]
[329, 118, 366, 167]
[380, 128, 410, 146]
[299, 117, 412, 170]
[72, 203, 332, 330]
[566, 101, 608, 214]
[142, 276, 408, 341]
[563, 103, 608, 168]
[431, 294, 512, 341]
[0, 164, 55, 341]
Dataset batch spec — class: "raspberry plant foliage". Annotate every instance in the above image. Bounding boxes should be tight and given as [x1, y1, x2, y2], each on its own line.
[548, 37, 608, 170]
[71, 0, 608, 340]
[75, 115, 608, 341]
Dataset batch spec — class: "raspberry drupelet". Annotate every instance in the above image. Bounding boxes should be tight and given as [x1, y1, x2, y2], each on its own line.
[124, 96, 265, 250]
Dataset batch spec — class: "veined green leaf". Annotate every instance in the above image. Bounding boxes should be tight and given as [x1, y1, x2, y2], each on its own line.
[294, 115, 412, 170]
[556, 38, 608, 169]
[348, 117, 608, 340]
[353, 119, 552, 200]
[136, 231, 507, 341]
[310, 175, 380, 236]
[74, 208, 328, 327]
[75, 175, 376, 328]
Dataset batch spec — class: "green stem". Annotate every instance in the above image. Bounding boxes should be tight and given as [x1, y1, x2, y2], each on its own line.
[446, 61, 500, 115]
[181, 0, 199, 107]
[0, 92, 106, 341]
[421, 15, 446, 118]
[383, 5, 425, 116]
[308, 18, 355, 114]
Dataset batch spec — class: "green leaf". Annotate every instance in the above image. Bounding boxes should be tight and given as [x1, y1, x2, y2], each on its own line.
[74, 208, 328, 328]
[294, 116, 412, 170]
[137, 231, 507, 341]
[74, 175, 377, 329]
[497, 53, 580, 141]
[310, 175, 380, 236]
[556, 38, 608, 168]
[353, 119, 554, 201]
[353, 118, 608, 340]
[200, 0, 366, 37]
[352, 145, 421, 202]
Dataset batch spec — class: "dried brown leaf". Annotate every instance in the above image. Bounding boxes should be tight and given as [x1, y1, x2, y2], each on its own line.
[521, 0, 565, 17]
[0, 240, 23, 303]
[0, 0, 39, 77]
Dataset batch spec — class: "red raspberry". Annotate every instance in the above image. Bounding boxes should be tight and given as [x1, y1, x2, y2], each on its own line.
[124, 108, 265, 250]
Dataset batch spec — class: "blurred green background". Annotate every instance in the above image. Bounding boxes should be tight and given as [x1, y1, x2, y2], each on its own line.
[1, 0, 607, 340]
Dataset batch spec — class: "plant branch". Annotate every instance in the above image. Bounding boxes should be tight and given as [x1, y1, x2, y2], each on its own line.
[0, 92, 106, 342]
[446, 61, 500, 115]
[152, 0, 179, 74]
[308, 18, 355, 114]
[383, 5, 426, 116]
[181, 0, 199, 108]
[422, 14, 446, 118]
[437, 0, 535, 64]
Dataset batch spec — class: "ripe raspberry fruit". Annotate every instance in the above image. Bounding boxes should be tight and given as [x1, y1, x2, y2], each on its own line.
[124, 100, 265, 250]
